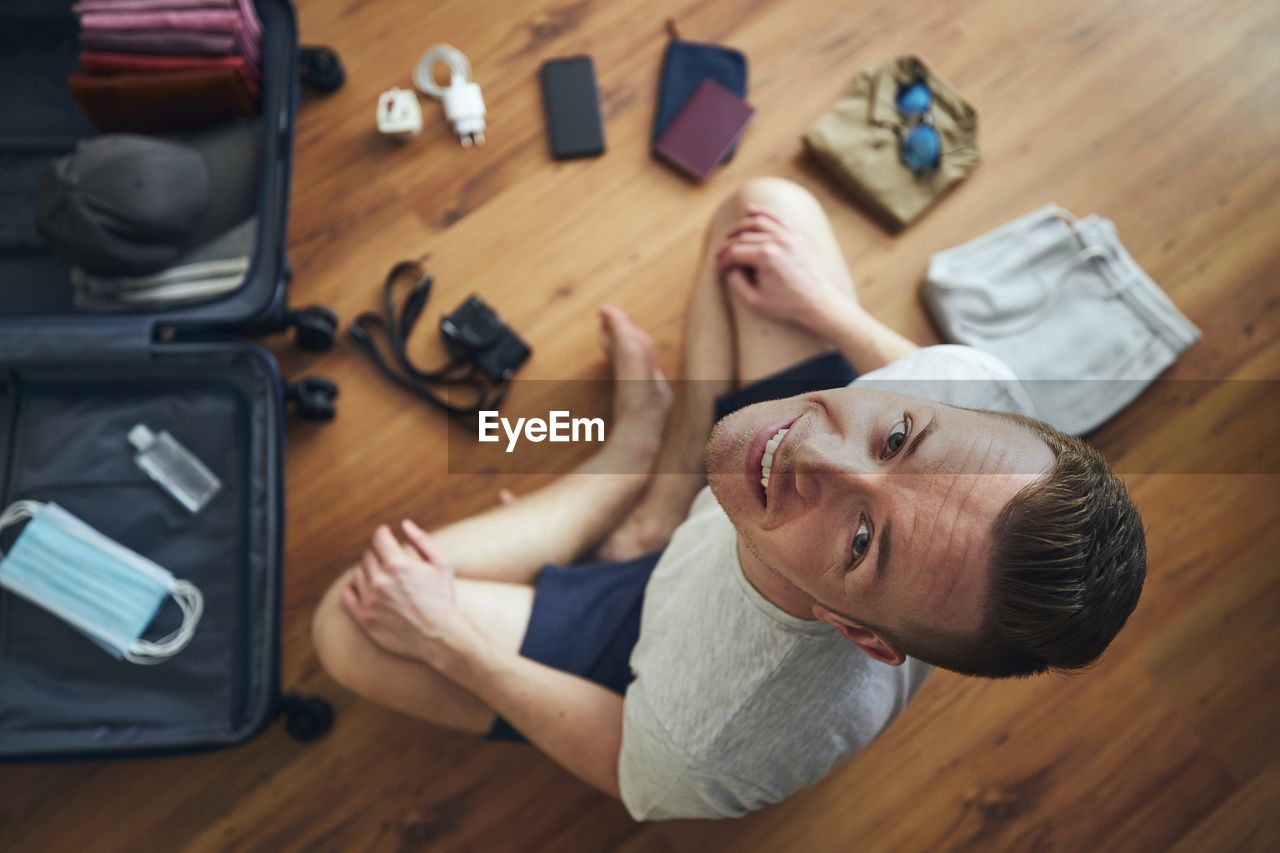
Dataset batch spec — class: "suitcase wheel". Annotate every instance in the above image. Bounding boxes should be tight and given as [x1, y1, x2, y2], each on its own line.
[280, 693, 335, 742]
[286, 377, 339, 421]
[288, 306, 339, 351]
[300, 45, 346, 94]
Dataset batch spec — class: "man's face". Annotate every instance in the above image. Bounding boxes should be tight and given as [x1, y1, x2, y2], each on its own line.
[706, 388, 1056, 650]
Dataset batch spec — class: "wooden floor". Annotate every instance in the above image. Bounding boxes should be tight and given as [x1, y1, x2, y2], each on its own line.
[4, 0, 1279, 850]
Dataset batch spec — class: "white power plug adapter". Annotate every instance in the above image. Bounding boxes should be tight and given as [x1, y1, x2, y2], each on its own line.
[376, 87, 423, 138]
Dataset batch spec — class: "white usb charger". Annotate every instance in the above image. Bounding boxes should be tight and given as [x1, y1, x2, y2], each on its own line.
[413, 44, 487, 147]
[375, 44, 486, 145]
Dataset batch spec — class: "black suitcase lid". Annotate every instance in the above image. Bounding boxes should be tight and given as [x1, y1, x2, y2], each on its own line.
[0, 337, 287, 760]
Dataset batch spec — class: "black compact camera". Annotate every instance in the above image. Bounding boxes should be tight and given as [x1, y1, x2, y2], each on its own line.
[440, 295, 531, 382]
[348, 262, 532, 418]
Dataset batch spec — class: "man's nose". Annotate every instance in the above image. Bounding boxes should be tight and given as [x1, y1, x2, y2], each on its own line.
[793, 436, 877, 504]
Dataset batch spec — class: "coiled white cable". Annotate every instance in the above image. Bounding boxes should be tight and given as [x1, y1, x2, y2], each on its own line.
[414, 44, 471, 99]
[413, 44, 486, 146]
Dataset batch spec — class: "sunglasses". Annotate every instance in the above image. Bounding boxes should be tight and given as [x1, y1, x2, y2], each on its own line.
[894, 78, 942, 176]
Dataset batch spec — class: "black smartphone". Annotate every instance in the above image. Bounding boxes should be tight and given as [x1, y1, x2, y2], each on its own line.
[539, 56, 605, 160]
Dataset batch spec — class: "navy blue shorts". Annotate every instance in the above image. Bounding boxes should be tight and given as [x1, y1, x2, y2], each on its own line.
[485, 350, 856, 741]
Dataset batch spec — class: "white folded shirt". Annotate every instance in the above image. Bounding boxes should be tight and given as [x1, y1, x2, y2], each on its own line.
[922, 204, 1201, 435]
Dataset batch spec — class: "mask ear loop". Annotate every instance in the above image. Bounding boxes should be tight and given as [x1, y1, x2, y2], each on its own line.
[124, 580, 204, 665]
[0, 501, 44, 556]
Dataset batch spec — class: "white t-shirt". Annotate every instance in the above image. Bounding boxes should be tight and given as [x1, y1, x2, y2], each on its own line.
[618, 345, 1036, 820]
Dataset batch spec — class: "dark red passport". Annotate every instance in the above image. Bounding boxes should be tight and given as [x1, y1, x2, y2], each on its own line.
[653, 78, 755, 181]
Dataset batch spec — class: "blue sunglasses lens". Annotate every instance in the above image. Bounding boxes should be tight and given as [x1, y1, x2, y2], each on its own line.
[901, 125, 941, 172]
[896, 80, 933, 117]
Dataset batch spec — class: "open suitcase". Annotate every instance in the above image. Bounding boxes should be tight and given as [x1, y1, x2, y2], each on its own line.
[0, 0, 337, 760]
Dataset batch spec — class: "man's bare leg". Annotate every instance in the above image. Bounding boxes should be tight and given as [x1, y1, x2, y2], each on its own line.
[594, 210, 735, 560]
[313, 569, 531, 732]
[312, 307, 671, 731]
[597, 178, 860, 560]
[721, 178, 859, 382]
[430, 306, 672, 583]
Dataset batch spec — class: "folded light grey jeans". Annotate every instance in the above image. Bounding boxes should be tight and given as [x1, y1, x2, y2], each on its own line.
[923, 204, 1201, 435]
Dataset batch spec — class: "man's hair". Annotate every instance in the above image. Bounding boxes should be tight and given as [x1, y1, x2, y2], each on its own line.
[902, 412, 1147, 679]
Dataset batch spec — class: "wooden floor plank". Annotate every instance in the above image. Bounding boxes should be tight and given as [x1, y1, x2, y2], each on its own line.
[1172, 766, 1280, 853]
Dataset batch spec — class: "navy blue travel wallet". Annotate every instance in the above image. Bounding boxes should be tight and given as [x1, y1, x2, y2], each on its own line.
[651, 24, 747, 159]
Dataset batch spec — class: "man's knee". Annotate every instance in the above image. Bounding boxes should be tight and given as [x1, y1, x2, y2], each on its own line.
[712, 177, 823, 232]
[311, 571, 362, 691]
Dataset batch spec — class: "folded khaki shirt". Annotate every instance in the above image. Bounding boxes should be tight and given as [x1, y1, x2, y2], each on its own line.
[804, 56, 980, 229]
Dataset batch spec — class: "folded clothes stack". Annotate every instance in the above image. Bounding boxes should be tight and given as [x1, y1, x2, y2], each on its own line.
[806, 56, 980, 230]
[34, 119, 261, 309]
[923, 205, 1201, 435]
[68, 0, 264, 133]
[70, 218, 255, 309]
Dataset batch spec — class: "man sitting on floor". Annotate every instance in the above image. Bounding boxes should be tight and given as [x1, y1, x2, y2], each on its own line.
[311, 178, 1146, 821]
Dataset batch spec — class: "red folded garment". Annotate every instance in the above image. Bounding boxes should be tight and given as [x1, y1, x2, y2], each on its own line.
[80, 51, 260, 94]
[68, 68, 258, 133]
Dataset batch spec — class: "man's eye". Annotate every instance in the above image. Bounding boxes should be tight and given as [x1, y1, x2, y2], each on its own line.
[852, 519, 871, 559]
[885, 418, 910, 456]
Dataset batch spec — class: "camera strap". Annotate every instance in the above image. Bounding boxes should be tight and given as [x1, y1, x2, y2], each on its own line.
[348, 261, 511, 418]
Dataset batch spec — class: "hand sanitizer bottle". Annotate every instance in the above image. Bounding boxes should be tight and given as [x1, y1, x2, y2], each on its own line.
[128, 424, 222, 514]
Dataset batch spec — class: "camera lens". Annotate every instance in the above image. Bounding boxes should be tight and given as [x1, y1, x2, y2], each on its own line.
[460, 311, 499, 347]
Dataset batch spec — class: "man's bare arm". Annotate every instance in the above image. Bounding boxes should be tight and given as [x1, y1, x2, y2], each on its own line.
[817, 302, 920, 375]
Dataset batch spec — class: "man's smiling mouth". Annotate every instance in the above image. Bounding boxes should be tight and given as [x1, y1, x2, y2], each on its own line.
[746, 414, 801, 510]
[760, 426, 789, 493]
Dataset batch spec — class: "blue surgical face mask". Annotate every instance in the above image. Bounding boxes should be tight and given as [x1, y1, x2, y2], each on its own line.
[0, 501, 203, 664]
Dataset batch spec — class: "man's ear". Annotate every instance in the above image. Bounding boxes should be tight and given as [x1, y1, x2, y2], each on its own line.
[812, 604, 906, 667]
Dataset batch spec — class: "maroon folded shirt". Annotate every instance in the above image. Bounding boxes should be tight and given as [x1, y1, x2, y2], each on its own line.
[80, 51, 260, 95]
[68, 68, 258, 133]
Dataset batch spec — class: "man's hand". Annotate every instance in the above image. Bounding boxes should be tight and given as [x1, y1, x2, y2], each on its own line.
[715, 204, 859, 335]
[341, 520, 484, 667]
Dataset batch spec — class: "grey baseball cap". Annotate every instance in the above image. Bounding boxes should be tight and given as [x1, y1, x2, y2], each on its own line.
[34, 119, 260, 276]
